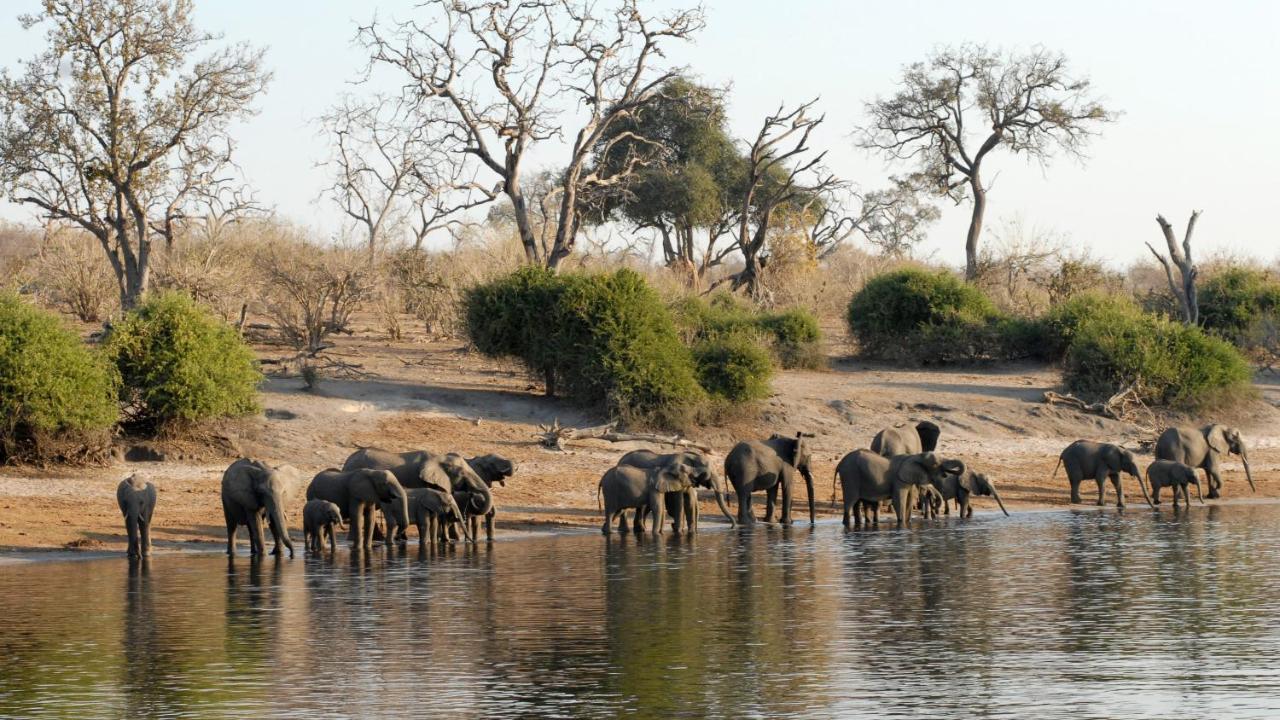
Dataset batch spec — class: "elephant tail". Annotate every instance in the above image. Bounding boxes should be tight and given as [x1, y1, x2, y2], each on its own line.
[1051, 457, 1062, 481]
[596, 481, 602, 512]
[830, 468, 839, 508]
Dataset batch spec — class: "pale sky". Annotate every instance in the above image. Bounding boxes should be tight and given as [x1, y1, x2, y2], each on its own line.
[1, 0, 1277, 267]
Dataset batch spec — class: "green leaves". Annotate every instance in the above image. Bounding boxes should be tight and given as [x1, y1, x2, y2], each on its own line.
[0, 293, 118, 458]
[104, 291, 261, 429]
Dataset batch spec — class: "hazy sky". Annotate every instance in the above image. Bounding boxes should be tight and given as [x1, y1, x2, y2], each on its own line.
[1, 0, 1277, 267]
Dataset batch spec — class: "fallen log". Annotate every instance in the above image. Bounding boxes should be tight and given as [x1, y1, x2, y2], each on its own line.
[535, 419, 712, 453]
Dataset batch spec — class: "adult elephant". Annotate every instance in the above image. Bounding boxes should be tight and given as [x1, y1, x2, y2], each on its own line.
[929, 463, 1011, 518]
[221, 459, 304, 557]
[871, 420, 941, 457]
[464, 453, 516, 541]
[834, 450, 959, 528]
[342, 448, 494, 537]
[724, 433, 816, 526]
[599, 461, 694, 535]
[1155, 425, 1255, 499]
[618, 449, 735, 533]
[306, 468, 410, 550]
[1053, 440, 1149, 508]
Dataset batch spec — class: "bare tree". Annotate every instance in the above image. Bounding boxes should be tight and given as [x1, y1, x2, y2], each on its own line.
[1147, 211, 1202, 325]
[725, 99, 841, 299]
[358, 0, 701, 269]
[0, 0, 270, 309]
[858, 44, 1115, 280]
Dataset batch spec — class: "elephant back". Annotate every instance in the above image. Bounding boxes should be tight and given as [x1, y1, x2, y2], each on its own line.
[342, 447, 410, 472]
[1155, 427, 1200, 465]
[838, 450, 893, 498]
[871, 426, 921, 458]
[306, 468, 350, 511]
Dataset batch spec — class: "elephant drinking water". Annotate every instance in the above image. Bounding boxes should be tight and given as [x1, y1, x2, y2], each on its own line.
[221, 459, 303, 557]
[306, 468, 410, 550]
[617, 449, 735, 534]
[1155, 425, 1254, 499]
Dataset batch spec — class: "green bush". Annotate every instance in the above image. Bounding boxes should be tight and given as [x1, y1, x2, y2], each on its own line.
[692, 334, 774, 402]
[104, 291, 261, 429]
[1199, 267, 1280, 345]
[466, 268, 706, 427]
[846, 269, 1002, 362]
[673, 292, 824, 369]
[1064, 309, 1252, 408]
[1038, 292, 1142, 361]
[0, 294, 118, 459]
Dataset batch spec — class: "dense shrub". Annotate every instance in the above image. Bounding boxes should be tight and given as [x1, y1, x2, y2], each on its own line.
[1064, 309, 1252, 408]
[104, 291, 261, 430]
[692, 334, 774, 402]
[0, 294, 118, 459]
[1038, 292, 1142, 361]
[846, 269, 1002, 362]
[1199, 267, 1280, 345]
[466, 268, 706, 427]
[674, 292, 824, 369]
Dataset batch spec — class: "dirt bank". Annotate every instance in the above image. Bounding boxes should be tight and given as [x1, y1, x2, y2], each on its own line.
[3, 325, 1279, 554]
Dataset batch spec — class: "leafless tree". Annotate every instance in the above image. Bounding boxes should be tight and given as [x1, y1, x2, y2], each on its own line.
[723, 99, 842, 299]
[857, 44, 1115, 280]
[358, 0, 701, 269]
[1147, 211, 1202, 325]
[0, 0, 270, 309]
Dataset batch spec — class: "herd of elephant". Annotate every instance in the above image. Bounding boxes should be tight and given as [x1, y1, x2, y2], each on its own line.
[111, 421, 1256, 557]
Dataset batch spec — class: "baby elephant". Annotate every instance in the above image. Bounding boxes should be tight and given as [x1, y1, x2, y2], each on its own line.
[117, 474, 157, 558]
[406, 487, 471, 545]
[1146, 460, 1204, 508]
[303, 499, 344, 553]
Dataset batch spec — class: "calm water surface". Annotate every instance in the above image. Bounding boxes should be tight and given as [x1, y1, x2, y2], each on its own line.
[3, 505, 1280, 718]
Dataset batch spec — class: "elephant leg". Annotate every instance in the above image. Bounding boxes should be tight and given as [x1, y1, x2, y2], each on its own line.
[944, 498, 951, 516]
[485, 510, 495, 542]
[1206, 467, 1222, 499]
[1094, 475, 1106, 506]
[649, 492, 665, 536]
[469, 515, 480, 543]
[632, 508, 645, 535]
[248, 512, 265, 556]
[224, 510, 238, 557]
[327, 525, 337, 554]
[892, 486, 908, 527]
[125, 514, 140, 558]
[348, 500, 364, 547]
[687, 491, 699, 534]
[669, 495, 683, 534]
[843, 495, 853, 528]
[1067, 467, 1083, 504]
[763, 484, 777, 523]
[736, 484, 755, 526]
[614, 508, 627, 534]
[140, 519, 152, 557]
[1151, 481, 1162, 505]
[1111, 474, 1125, 508]
[780, 478, 793, 526]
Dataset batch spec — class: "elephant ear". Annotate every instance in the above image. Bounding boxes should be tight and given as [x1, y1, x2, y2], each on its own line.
[1206, 425, 1229, 455]
[248, 466, 273, 498]
[420, 461, 453, 492]
[1102, 444, 1122, 471]
[368, 470, 392, 496]
[653, 463, 691, 493]
[916, 421, 941, 452]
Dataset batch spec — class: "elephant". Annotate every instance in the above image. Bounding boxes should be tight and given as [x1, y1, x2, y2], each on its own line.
[834, 449, 960, 528]
[462, 453, 516, 541]
[870, 420, 941, 457]
[302, 499, 344, 554]
[929, 463, 1010, 518]
[116, 475, 157, 558]
[618, 449, 735, 534]
[221, 459, 304, 557]
[342, 447, 494, 539]
[306, 468, 411, 550]
[1053, 440, 1148, 508]
[405, 487, 472, 545]
[724, 433, 816, 526]
[1155, 425, 1255, 499]
[1146, 459, 1204, 508]
[598, 461, 694, 535]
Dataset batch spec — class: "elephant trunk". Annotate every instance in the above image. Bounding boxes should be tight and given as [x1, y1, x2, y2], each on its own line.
[1240, 447, 1257, 493]
[1135, 471, 1154, 508]
[712, 488, 735, 528]
[802, 467, 816, 525]
[990, 485, 1010, 517]
[467, 484, 494, 517]
[447, 494, 473, 543]
[267, 501, 293, 555]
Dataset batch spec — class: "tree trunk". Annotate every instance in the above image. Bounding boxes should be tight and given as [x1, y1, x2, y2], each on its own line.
[506, 177, 540, 265]
[964, 179, 986, 282]
[547, 183, 578, 272]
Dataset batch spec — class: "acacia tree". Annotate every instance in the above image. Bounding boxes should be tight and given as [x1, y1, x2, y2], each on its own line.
[358, 0, 702, 269]
[1147, 211, 1202, 325]
[728, 99, 843, 299]
[857, 180, 941, 258]
[589, 77, 743, 282]
[0, 0, 270, 309]
[858, 44, 1115, 280]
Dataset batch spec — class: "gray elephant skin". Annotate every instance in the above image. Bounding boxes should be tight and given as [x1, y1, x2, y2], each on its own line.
[1054, 440, 1147, 507]
[598, 462, 694, 535]
[302, 499, 344, 553]
[929, 464, 1010, 518]
[834, 450, 958, 527]
[1146, 459, 1204, 507]
[871, 421, 941, 457]
[618, 449, 735, 534]
[1155, 425, 1254, 498]
[306, 468, 410, 549]
[342, 447, 496, 539]
[404, 487, 472, 545]
[221, 459, 303, 557]
[117, 475, 157, 558]
[724, 433, 816, 526]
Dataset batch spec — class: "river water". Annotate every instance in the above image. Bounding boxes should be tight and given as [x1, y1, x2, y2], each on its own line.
[2, 504, 1280, 718]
